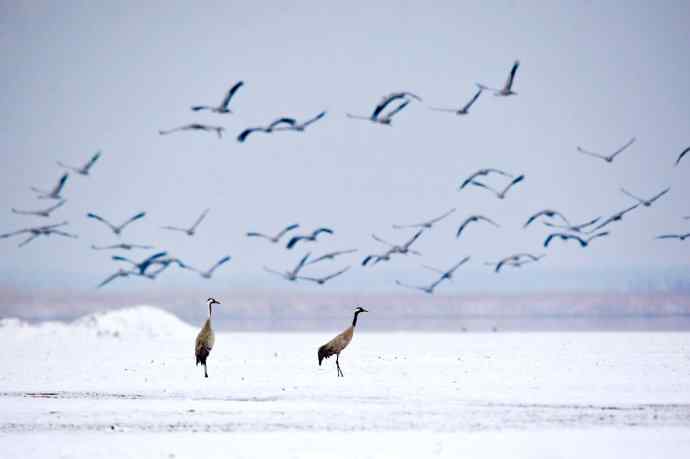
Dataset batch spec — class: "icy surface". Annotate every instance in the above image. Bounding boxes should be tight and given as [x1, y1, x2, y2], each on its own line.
[1, 306, 689, 457]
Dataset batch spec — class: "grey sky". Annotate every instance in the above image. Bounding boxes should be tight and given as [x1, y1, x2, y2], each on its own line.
[1, 1, 689, 294]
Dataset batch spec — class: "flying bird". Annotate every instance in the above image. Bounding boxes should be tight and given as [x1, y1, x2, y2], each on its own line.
[459, 168, 514, 190]
[395, 278, 444, 295]
[477, 60, 520, 96]
[246, 223, 299, 243]
[429, 88, 482, 115]
[112, 251, 169, 275]
[159, 124, 224, 138]
[161, 209, 210, 236]
[469, 175, 525, 199]
[421, 256, 471, 282]
[97, 268, 142, 288]
[298, 266, 351, 285]
[91, 243, 154, 251]
[317, 306, 368, 377]
[523, 209, 570, 228]
[31, 173, 68, 200]
[269, 111, 327, 132]
[346, 91, 420, 125]
[185, 255, 232, 279]
[87, 211, 146, 236]
[195, 298, 219, 378]
[0, 221, 77, 247]
[361, 251, 393, 267]
[576, 137, 636, 163]
[675, 147, 690, 166]
[191, 81, 244, 113]
[543, 216, 602, 234]
[11, 200, 65, 218]
[305, 249, 358, 266]
[57, 151, 101, 176]
[494, 253, 544, 273]
[544, 232, 610, 248]
[286, 227, 334, 249]
[456, 215, 500, 238]
[590, 204, 640, 232]
[656, 233, 690, 241]
[372, 230, 424, 256]
[264, 252, 311, 281]
[620, 187, 670, 207]
[392, 208, 456, 230]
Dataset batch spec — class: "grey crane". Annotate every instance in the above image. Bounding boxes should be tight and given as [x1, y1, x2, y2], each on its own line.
[494, 253, 545, 273]
[185, 255, 232, 279]
[161, 208, 209, 236]
[576, 137, 636, 163]
[191, 81, 243, 113]
[346, 91, 421, 125]
[57, 151, 101, 176]
[286, 227, 334, 249]
[159, 124, 224, 138]
[392, 208, 456, 230]
[87, 211, 146, 236]
[590, 204, 640, 232]
[620, 187, 670, 207]
[456, 215, 500, 238]
[305, 249, 358, 266]
[543, 216, 602, 234]
[91, 243, 154, 251]
[112, 251, 169, 275]
[477, 60, 520, 96]
[31, 173, 68, 200]
[247, 223, 299, 243]
[430, 88, 482, 115]
[195, 298, 219, 378]
[523, 209, 570, 228]
[263, 253, 311, 282]
[317, 306, 368, 377]
[1, 221, 77, 247]
[656, 233, 690, 241]
[459, 168, 514, 190]
[469, 175, 525, 199]
[544, 231, 610, 248]
[298, 266, 351, 285]
[11, 200, 65, 218]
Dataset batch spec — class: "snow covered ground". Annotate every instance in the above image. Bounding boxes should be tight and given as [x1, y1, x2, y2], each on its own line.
[1, 306, 689, 458]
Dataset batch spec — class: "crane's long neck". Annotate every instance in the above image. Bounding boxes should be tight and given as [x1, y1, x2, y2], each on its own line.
[208, 303, 213, 318]
[352, 310, 361, 327]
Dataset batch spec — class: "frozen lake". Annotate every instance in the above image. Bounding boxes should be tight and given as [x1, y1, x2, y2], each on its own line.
[1, 307, 689, 458]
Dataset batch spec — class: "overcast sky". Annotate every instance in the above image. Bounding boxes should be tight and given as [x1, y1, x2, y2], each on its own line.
[1, 1, 689, 295]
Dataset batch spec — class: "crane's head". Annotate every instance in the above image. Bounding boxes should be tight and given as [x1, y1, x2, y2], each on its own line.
[207, 297, 220, 315]
[354, 306, 368, 314]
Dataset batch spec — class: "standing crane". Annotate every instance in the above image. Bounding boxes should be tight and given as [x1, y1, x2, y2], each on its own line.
[317, 306, 368, 377]
[195, 298, 219, 378]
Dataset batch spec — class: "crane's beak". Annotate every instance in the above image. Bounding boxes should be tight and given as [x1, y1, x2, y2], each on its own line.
[361, 308, 369, 313]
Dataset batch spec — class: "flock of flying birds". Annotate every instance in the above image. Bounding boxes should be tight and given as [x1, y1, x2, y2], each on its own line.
[4, 60, 690, 293]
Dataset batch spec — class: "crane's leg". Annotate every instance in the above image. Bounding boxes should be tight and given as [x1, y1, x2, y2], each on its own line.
[336, 354, 343, 377]
[204, 363, 208, 378]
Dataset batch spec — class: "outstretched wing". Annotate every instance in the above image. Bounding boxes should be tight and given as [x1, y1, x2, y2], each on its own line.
[383, 99, 410, 119]
[83, 151, 101, 172]
[312, 227, 334, 238]
[208, 255, 232, 274]
[276, 223, 300, 239]
[461, 88, 482, 111]
[576, 146, 607, 160]
[505, 60, 520, 90]
[191, 208, 210, 230]
[53, 173, 69, 195]
[428, 208, 456, 225]
[87, 212, 115, 230]
[123, 212, 146, 228]
[649, 187, 671, 203]
[286, 235, 304, 249]
[237, 127, 264, 143]
[220, 80, 244, 109]
[675, 147, 690, 166]
[246, 232, 269, 239]
[502, 175, 525, 194]
[300, 111, 327, 128]
[268, 118, 297, 130]
[610, 137, 636, 159]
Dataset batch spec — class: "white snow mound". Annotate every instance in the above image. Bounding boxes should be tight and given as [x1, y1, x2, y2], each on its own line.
[1, 306, 195, 340]
[73, 305, 195, 339]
